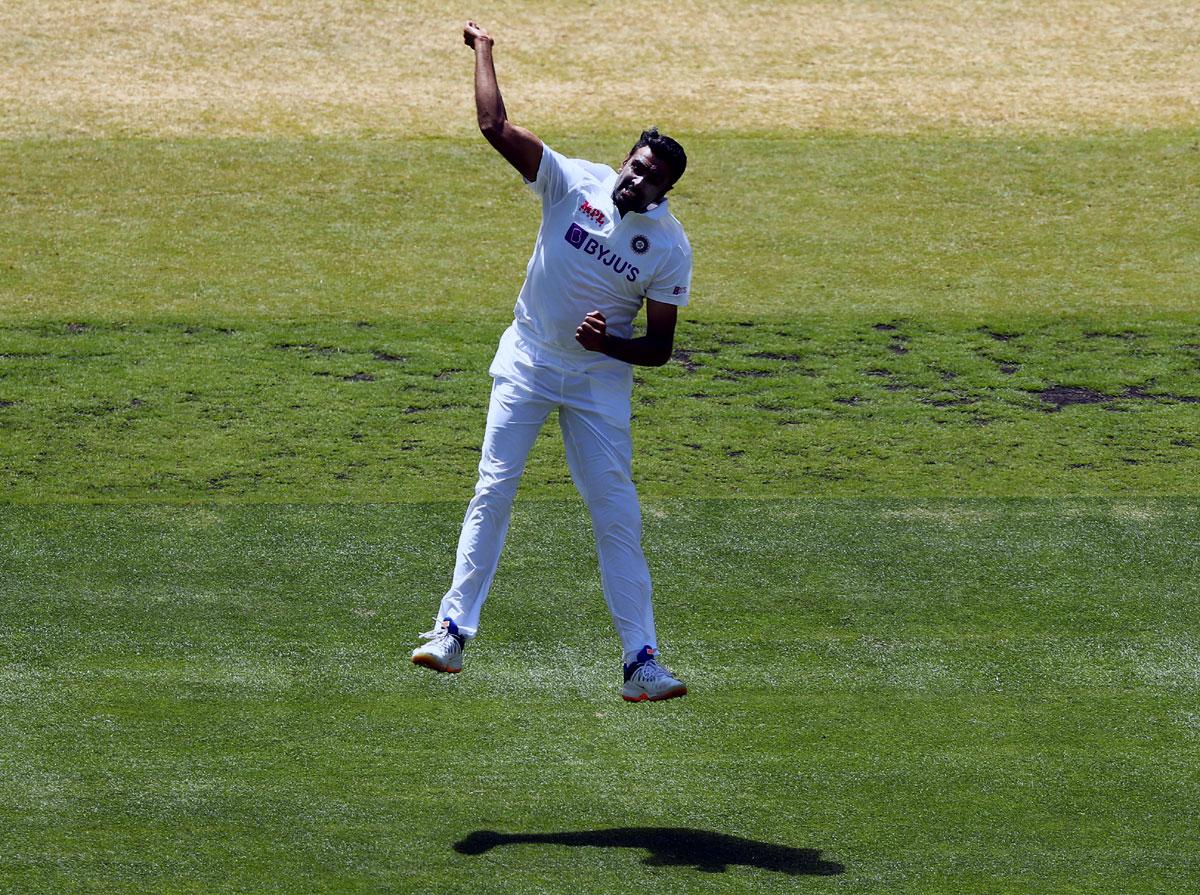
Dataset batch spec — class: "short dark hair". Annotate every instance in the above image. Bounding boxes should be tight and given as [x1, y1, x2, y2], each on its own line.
[632, 127, 687, 187]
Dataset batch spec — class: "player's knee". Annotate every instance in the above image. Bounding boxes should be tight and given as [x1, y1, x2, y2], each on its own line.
[587, 493, 641, 532]
[593, 521, 644, 558]
[589, 478, 637, 508]
[474, 471, 520, 504]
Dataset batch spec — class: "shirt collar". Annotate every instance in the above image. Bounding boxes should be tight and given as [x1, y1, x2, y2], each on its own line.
[603, 175, 670, 222]
[634, 199, 670, 220]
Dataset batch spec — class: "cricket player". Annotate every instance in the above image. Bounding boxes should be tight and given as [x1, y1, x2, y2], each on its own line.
[412, 21, 692, 702]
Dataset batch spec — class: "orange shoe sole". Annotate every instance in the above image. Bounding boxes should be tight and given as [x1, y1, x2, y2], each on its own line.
[412, 655, 461, 674]
[622, 686, 687, 702]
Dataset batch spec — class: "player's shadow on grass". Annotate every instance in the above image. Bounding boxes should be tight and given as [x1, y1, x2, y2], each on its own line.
[455, 827, 844, 876]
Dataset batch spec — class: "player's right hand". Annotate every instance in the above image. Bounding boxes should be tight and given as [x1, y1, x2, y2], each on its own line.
[575, 310, 608, 353]
[463, 21, 493, 49]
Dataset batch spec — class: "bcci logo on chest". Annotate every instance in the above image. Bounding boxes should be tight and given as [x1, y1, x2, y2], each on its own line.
[564, 224, 640, 282]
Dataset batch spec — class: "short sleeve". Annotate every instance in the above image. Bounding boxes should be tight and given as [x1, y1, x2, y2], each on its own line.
[526, 145, 583, 205]
[644, 241, 693, 307]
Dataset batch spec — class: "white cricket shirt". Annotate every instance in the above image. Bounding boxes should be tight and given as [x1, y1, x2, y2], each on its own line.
[490, 145, 693, 400]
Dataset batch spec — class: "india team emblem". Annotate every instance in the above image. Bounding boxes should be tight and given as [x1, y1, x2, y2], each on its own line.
[630, 234, 650, 255]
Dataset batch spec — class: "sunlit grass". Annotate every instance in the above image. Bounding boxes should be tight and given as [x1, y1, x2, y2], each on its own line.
[1, 499, 1197, 893]
[3, 133, 1197, 322]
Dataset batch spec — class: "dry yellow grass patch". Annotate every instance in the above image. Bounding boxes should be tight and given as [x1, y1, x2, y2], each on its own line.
[1, 0, 1197, 137]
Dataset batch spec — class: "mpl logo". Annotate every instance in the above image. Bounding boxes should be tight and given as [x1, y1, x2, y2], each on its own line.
[579, 200, 607, 227]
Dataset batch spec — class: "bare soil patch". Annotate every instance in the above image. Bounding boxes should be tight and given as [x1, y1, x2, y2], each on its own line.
[1035, 383, 1200, 410]
[671, 349, 701, 373]
[275, 343, 339, 355]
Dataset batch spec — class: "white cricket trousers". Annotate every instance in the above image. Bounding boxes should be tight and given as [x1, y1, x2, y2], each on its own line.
[436, 373, 656, 663]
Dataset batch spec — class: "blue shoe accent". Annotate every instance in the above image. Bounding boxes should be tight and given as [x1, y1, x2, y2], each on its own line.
[623, 645, 656, 681]
[442, 617, 465, 645]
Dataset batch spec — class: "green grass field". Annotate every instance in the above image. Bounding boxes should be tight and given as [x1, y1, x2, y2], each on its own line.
[2, 2, 1198, 893]
[4, 500, 1198, 893]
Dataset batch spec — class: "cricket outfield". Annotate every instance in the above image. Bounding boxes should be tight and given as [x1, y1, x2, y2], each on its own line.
[1, 3, 1197, 893]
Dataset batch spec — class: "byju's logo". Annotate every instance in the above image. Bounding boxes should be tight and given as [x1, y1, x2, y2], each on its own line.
[564, 223, 587, 248]
[563, 224, 640, 282]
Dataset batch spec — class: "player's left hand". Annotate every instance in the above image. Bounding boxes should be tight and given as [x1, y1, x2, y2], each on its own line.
[575, 310, 607, 352]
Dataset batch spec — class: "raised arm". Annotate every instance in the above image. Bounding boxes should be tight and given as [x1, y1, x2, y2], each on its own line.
[463, 22, 543, 182]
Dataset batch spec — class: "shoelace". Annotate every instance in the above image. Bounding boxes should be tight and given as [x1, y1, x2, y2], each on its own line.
[418, 626, 452, 641]
[633, 659, 672, 682]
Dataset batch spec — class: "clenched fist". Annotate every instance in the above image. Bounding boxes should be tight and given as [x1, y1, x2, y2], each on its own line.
[463, 21, 493, 49]
[575, 310, 608, 352]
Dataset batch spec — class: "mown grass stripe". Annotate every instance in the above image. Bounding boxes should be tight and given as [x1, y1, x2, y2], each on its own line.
[1, 500, 1196, 894]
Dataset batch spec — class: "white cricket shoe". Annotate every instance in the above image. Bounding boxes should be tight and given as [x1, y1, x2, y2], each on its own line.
[411, 618, 465, 674]
[621, 646, 687, 702]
